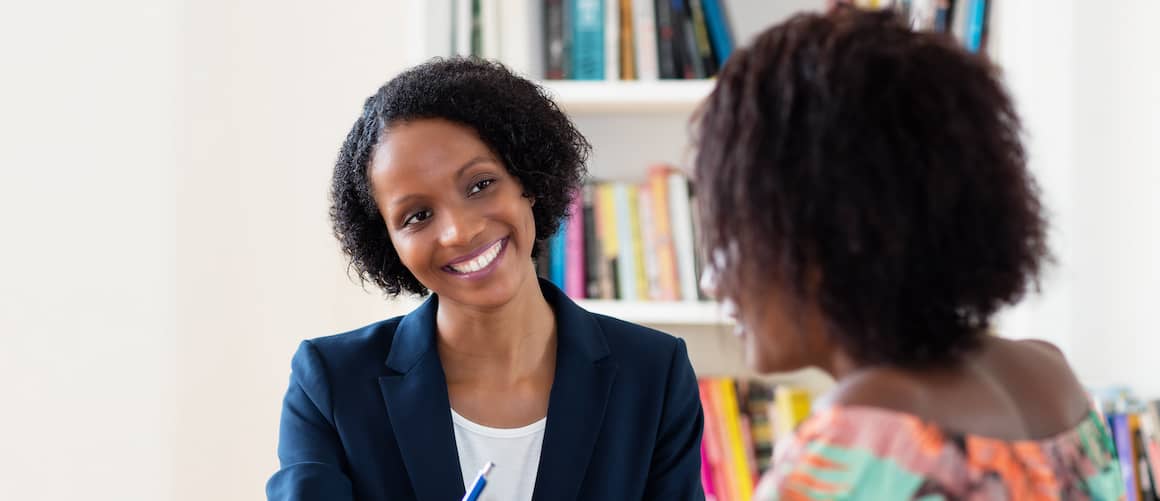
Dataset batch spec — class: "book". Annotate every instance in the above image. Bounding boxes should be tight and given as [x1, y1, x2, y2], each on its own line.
[668, 172, 699, 301]
[688, 0, 717, 76]
[481, 0, 501, 59]
[613, 182, 639, 300]
[595, 182, 619, 299]
[773, 386, 811, 440]
[632, 0, 659, 80]
[718, 379, 754, 501]
[582, 184, 602, 299]
[572, 0, 606, 80]
[964, 0, 988, 53]
[700, 0, 734, 68]
[619, 0, 636, 79]
[499, 0, 543, 77]
[605, 0, 621, 80]
[544, 0, 569, 78]
[653, 0, 680, 79]
[1112, 413, 1141, 501]
[565, 189, 587, 298]
[637, 182, 661, 300]
[549, 221, 567, 288]
[648, 166, 680, 300]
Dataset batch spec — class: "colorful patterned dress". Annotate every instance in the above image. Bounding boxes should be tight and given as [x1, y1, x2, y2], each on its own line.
[754, 405, 1125, 500]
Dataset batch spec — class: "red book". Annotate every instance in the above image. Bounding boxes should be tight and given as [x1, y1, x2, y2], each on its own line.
[565, 189, 586, 298]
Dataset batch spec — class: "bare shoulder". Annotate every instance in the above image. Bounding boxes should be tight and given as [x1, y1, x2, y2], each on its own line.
[815, 366, 932, 415]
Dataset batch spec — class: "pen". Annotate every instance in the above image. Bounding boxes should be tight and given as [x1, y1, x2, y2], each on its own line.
[461, 461, 494, 501]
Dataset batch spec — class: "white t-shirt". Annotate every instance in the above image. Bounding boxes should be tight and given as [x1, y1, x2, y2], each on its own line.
[451, 409, 546, 501]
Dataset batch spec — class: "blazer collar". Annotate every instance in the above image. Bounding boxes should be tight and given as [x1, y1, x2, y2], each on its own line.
[379, 279, 618, 501]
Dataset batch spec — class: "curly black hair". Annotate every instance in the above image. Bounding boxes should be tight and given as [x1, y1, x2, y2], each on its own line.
[694, 9, 1050, 366]
[331, 58, 590, 296]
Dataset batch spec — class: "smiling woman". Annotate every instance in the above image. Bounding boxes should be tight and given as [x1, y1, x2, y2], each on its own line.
[266, 58, 706, 501]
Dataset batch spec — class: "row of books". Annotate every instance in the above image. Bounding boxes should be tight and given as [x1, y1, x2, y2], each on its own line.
[698, 378, 812, 501]
[844, 0, 992, 53]
[538, 167, 703, 302]
[1094, 390, 1160, 501]
[429, 0, 735, 81]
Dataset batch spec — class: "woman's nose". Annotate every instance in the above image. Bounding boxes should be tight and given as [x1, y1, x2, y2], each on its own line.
[439, 208, 485, 248]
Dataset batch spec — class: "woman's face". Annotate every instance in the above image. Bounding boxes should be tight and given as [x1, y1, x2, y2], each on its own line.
[369, 118, 539, 308]
[700, 250, 830, 374]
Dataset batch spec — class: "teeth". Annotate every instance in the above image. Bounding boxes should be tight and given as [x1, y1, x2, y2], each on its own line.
[450, 240, 503, 274]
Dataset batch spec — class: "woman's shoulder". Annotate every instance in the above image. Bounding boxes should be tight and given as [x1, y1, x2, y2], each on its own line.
[292, 316, 404, 374]
[587, 312, 686, 361]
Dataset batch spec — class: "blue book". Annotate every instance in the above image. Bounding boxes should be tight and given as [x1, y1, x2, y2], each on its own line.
[549, 222, 568, 288]
[701, 0, 734, 68]
[571, 0, 604, 80]
[965, 0, 987, 53]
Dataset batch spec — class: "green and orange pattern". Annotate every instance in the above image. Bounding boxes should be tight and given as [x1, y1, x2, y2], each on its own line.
[755, 406, 1125, 500]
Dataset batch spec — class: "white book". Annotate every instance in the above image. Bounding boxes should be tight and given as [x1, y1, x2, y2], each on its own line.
[499, 0, 544, 78]
[632, 0, 659, 80]
[638, 184, 661, 300]
[604, 0, 620, 80]
[482, 0, 502, 59]
[668, 172, 698, 301]
[454, 0, 472, 56]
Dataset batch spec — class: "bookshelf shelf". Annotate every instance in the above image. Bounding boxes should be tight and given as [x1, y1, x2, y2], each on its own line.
[538, 80, 715, 113]
[576, 299, 732, 326]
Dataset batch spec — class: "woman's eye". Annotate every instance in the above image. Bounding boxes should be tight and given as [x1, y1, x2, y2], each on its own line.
[403, 209, 431, 227]
[468, 179, 495, 195]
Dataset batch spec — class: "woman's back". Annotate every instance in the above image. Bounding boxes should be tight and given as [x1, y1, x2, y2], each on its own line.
[758, 338, 1125, 500]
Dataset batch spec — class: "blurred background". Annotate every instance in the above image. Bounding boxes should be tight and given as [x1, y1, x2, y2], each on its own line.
[0, 0, 1156, 499]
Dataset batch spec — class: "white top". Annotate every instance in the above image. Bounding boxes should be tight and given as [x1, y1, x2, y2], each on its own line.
[451, 409, 546, 501]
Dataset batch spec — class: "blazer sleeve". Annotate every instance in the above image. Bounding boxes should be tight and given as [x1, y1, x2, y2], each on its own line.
[644, 338, 707, 500]
[266, 340, 355, 501]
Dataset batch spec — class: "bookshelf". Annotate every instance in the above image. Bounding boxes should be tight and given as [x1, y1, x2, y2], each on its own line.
[541, 80, 715, 113]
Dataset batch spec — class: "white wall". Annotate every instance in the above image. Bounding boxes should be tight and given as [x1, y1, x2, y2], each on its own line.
[0, 1, 178, 500]
[176, 0, 412, 499]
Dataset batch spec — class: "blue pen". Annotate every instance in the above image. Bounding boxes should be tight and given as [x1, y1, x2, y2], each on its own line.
[461, 461, 494, 501]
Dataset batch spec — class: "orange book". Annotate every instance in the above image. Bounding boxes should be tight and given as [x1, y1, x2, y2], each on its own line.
[648, 165, 680, 300]
[619, 0, 636, 79]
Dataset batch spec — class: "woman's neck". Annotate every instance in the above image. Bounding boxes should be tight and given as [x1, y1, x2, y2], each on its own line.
[434, 272, 556, 384]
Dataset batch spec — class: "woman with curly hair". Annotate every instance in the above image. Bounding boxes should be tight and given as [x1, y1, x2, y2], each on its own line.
[694, 8, 1123, 500]
[267, 58, 704, 501]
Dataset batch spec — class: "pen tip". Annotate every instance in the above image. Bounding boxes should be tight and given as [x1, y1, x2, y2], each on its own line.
[482, 462, 494, 476]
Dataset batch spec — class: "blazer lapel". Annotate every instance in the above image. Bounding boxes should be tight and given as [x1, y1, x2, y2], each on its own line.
[378, 295, 464, 501]
[532, 280, 619, 501]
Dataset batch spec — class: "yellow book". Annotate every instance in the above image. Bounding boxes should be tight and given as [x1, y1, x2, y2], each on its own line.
[717, 379, 754, 501]
[627, 185, 649, 300]
[595, 183, 619, 299]
[773, 386, 812, 441]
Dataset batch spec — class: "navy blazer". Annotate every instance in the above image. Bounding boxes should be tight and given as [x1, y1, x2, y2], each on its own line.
[267, 280, 705, 501]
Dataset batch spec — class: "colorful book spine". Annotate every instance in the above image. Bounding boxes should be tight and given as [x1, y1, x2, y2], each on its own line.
[604, 0, 620, 80]
[637, 182, 661, 300]
[632, 0, 658, 80]
[544, 0, 568, 79]
[582, 184, 602, 299]
[965, 0, 987, 53]
[628, 185, 649, 300]
[688, 0, 717, 75]
[1112, 413, 1141, 501]
[653, 0, 679, 79]
[668, 172, 698, 301]
[595, 182, 619, 299]
[700, 379, 734, 501]
[565, 189, 586, 298]
[618, 0, 636, 80]
[572, 0, 605, 80]
[549, 222, 567, 289]
[614, 182, 638, 300]
[648, 166, 679, 300]
[718, 379, 754, 501]
[700, 0, 734, 68]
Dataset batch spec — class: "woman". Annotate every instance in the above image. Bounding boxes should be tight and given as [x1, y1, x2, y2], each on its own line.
[694, 9, 1123, 500]
[267, 59, 704, 500]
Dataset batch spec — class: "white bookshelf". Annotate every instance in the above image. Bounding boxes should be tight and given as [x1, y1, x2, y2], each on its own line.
[540, 80, 715, 113]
